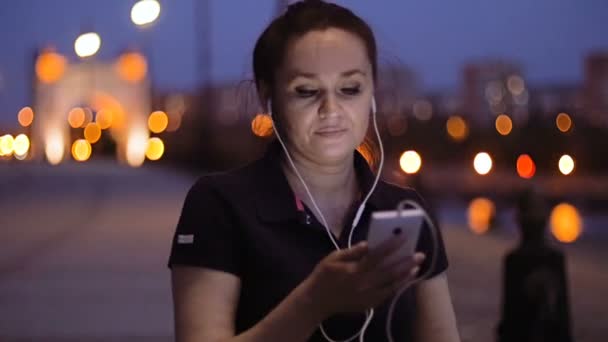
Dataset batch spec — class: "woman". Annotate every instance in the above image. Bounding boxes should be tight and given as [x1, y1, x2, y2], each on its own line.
[168, 1, 460, 341]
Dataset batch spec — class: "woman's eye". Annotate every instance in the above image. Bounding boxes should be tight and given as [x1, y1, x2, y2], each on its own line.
[341, 86, 361, 95]
[295, 88, 318, 98]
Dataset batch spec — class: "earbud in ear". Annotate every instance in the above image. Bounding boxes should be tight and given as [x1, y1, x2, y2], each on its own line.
[371, 97, 377, 115]
[267, 100, 273, 118]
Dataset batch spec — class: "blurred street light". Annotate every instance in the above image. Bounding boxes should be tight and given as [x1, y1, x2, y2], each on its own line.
[556, 112, 573, 133]
[0, 134, 14, 156]
[516, 154, 536, 179]
[13, 134, 30, 157]
[495, 114, 513, 136]
[474, 152, 493, 175]
[116, 52, 147, 83]
[550, 203, 582, 243]
[72, 139, 92, 162]
[467, 197, 495, 234]
[148, 111, 168, 133]
[18, 107, 34, 127]
[35, 50, 67, 84]
[252, 114, 274, 137]
[146, 137, 164, 160]
[131, 0, 161, 27]
[399, 150, 422, 174]
[446, 115, 468, 141]
[68, 107, 86, 128]
[559, 154, 575, 175]
[74, 32, 101, 58]
[84, 123, 102, 143]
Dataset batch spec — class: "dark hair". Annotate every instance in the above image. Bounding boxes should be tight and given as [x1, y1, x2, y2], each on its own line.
[252, 0, 377, 101]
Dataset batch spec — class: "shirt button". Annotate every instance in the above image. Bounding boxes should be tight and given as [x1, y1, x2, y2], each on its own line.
[305, 214, 311, 225]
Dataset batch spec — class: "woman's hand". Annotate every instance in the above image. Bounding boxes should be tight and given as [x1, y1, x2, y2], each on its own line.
[303, 235, 426, 318]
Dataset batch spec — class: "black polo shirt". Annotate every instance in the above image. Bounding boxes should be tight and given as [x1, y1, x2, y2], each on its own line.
[168, 142, 448, 341]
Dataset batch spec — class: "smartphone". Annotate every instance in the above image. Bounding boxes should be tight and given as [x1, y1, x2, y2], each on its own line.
[366, 208, 424, 260]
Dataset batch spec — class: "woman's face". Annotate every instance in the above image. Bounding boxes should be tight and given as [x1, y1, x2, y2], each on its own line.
[273, 28, 374, 165]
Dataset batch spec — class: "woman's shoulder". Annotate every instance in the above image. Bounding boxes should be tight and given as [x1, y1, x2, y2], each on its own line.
[187, 158, 267, 201]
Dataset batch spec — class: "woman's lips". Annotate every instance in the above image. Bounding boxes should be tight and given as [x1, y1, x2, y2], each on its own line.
[315, 128, 347, 138]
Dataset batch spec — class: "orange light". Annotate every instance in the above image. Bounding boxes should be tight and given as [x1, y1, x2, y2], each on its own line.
[84, 122, 102, 143]
[550, 203, 582, 243]
[96, 109, 113, 130]
[71, 139, 92, 162]
[556, 113, 572, 133]
[68, 108, 86, 128]
[495, 114, 513, 136]
[251, 114, 274, 137]
[35, 50, 67, 84]
[148, 111, 169, 134]
[116, 52, 147, 83]
[446, 116, 468, 141]
[467, 197, 495, 234]
[18, 107, 34, 127]
[516, 154, 536, 179]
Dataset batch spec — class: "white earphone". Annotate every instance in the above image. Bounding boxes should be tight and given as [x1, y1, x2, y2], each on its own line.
[267, 97, 438, 342]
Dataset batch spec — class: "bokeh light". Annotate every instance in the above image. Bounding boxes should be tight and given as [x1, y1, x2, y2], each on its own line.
[146, 137, 165, 161]
[495, 114, 513, 136]
[0, 135, 14, 156]
[35, 50, 66, 84]
[18, 107, 34, 127]
[116, 52, 147, 83]
[516, 154, 536, 179]
[148, 111, 169, 134]
[45, 131, 65, 165]
[71, 139, 92, 162]
[507, 75, 525, 95]
[556, 113, 573, 133]
[399, 150, 422, 174]
[68, 107, 86, 128]
[96, 109, 113, 130]
[467, 197, 496, 234]
[474, 152, 493, 175]
[550, 203, 582, 243]
[131, 0, 161, 26]
[413, 100, 433, 121]
[251, 114, 274, 137]
[558, 155, 575, 175]
[84, 122, 102, 143]
[74, 32, 101, 58]
[13, 134, 30, 157]
[446, 115, 468, 141]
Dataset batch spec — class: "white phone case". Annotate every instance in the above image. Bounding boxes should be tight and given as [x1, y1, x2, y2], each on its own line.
[366, 208, 424, 259]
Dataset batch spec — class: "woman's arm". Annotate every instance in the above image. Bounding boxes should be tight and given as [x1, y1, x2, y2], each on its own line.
[172, 266, 325, 342]
[413, 272, 461, 342]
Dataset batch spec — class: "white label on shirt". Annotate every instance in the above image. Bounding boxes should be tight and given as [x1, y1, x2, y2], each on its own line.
[177, 234, 194, 244]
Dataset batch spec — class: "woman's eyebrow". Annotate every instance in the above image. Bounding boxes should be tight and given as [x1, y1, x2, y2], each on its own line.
[286, 68, 366, 81]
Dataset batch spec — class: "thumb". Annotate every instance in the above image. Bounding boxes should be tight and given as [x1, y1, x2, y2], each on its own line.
[336, 242, 368, 262]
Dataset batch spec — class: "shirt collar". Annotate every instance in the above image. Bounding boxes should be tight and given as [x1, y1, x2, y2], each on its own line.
[254, 141, 386, 223]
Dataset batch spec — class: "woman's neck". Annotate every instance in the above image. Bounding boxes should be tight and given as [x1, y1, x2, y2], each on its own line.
[280, 147, 359, 204]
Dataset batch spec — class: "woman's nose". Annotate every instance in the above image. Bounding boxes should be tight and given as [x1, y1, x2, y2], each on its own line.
[318, 94, 340, 119]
